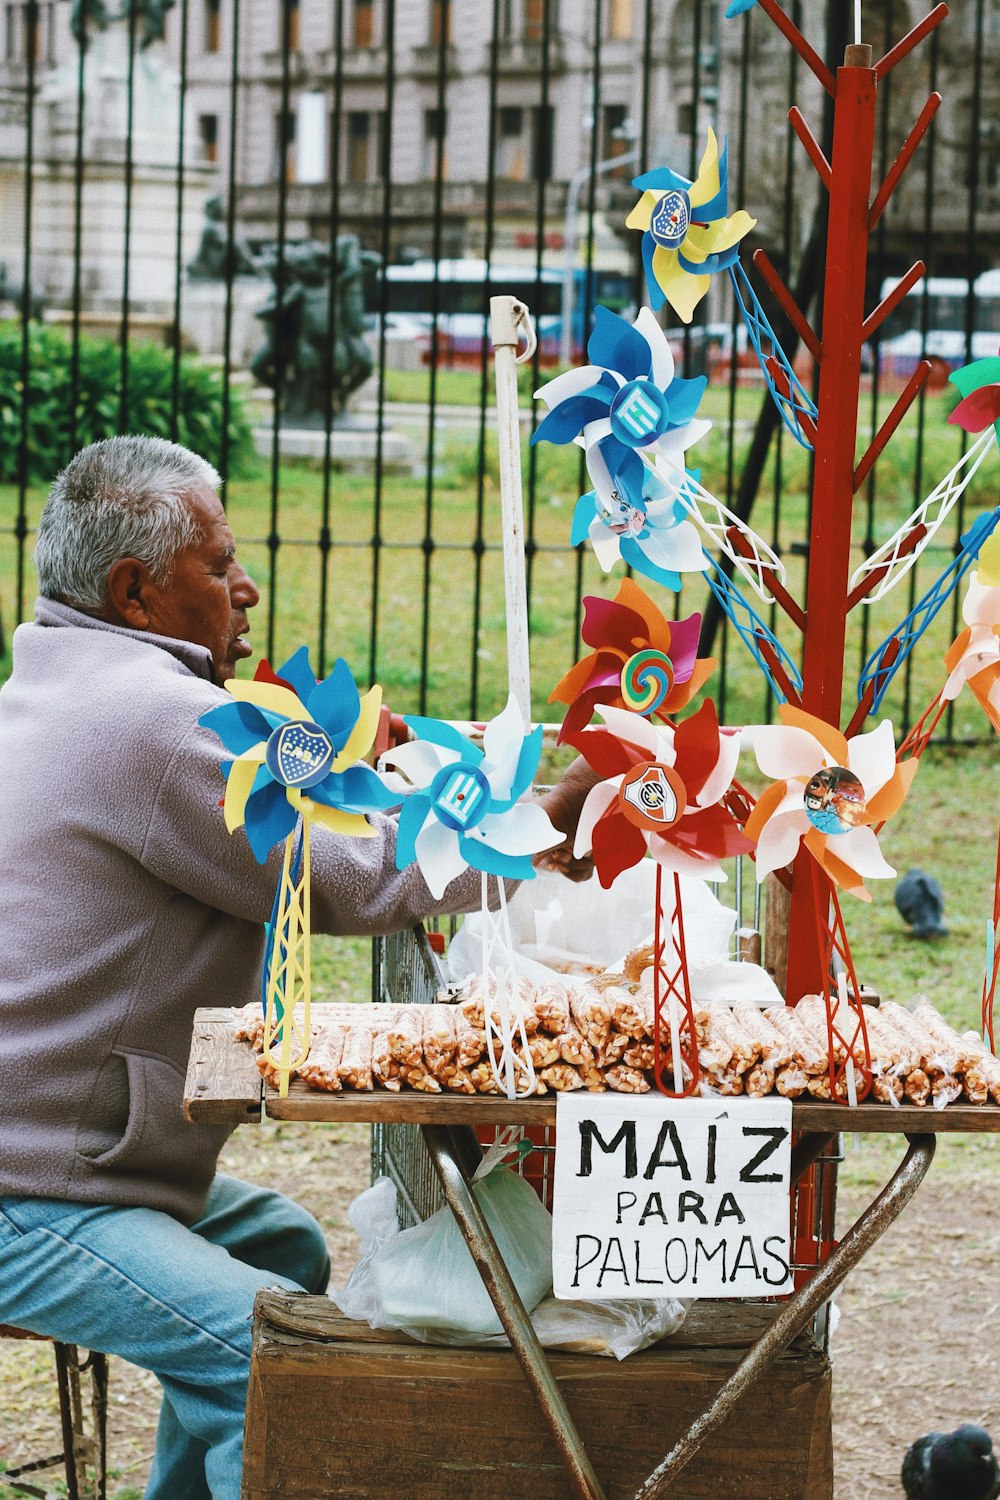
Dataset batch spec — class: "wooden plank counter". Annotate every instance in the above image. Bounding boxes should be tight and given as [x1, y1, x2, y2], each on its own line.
[184, 1007, 1000, 1134]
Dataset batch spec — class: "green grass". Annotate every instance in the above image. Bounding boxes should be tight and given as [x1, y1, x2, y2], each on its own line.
[3, 379, 989, 735]
[2, 377, 996, 1022]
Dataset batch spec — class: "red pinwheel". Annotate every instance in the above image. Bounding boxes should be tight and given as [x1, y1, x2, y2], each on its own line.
[550, 577, 715, 743]
[569, 700, 752, 889]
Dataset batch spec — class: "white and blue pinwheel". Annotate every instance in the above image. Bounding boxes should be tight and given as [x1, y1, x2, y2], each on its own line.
[384, 697, 562, 899]
[532, 306, 710, 588]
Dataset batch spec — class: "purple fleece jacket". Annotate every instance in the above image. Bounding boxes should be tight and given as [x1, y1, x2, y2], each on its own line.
[0, 600, 483, 1223]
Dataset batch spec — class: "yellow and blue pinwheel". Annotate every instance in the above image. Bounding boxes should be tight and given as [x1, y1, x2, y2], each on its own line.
[384, 696, 561, 899]
[200, 648, 397, 1095]
[724, 0, 757, 15]
[626, 128, 756, 323]
[200, 647, 397, 863]
[532, 305, 711, 488]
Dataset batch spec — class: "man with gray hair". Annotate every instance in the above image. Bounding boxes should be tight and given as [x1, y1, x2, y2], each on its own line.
[0, 436, 595, 1499]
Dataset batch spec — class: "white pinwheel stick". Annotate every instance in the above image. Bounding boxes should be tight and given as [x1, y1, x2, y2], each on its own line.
[491, 296, 537, 725]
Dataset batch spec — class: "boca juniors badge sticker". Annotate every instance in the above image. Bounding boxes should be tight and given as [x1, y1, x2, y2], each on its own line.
[265, 720, 336, 790]
[618, 761, 685, 831]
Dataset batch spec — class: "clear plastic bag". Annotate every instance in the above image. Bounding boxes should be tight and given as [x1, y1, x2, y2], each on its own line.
[331, 1174, 687, 1358]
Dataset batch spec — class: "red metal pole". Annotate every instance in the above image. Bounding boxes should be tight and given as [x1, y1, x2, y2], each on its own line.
[785, 45, 876, 1003]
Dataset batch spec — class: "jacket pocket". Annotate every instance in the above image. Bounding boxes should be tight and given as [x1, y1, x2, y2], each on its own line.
[76, 1048, 190, 1177]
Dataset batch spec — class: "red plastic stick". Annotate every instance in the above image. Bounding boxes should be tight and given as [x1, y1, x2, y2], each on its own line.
[808, 860, 873, 1104]
[788, 106, 832, 192]
[651, 867, 700, 1098]
[982, 825, 1000, 1051]
[874, 3, 948, 80]
[753, 249, 821, 364]
[869, 96, 942, 228]
[853, 362, 932, 493]
[756, 0, 836, 97]
[861, 260, 926, 343]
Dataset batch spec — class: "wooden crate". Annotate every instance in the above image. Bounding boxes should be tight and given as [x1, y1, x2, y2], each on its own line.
[243, 1293, 832, 1500]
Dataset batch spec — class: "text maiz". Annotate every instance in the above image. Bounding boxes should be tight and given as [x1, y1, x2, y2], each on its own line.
[552, 1094, 794, 1300]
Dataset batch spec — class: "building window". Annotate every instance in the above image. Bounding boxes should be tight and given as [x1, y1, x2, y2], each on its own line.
[344, 110, 388, 182]
[282, 0, 300, 52]
[275, 109, 296, 182]
[205, 0, 221, 53]
[531, 104, 553, 182]
[353, 0, 375, 47]
[523, 0, 545, 41]
[430, 0, 451, 46]
[423, 107, 447, 178]
[347, 110, 370, 182]
[677, 100, 695, 137]
[198, 113, 219, 164]
[601, 103, 632, 177]
[495, 105, 525, 180]
[608, 0, 633, 40]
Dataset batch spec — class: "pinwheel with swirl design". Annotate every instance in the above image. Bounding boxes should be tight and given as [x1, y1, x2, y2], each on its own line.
[549, 577, 715, 743]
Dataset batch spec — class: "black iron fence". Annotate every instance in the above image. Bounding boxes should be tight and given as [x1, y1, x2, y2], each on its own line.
[0, 0, 997, 737]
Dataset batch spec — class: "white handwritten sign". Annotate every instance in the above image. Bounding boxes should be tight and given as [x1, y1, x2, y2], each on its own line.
[552, 1093, 793, 1299]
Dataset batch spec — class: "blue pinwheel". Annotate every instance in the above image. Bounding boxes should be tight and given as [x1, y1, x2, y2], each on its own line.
[383, 696, 561, 899]
[532, 305, 711, 489]
[724, 0, 757, 15]
[570, 455, 707, 590]
[199, 647, 398, 864]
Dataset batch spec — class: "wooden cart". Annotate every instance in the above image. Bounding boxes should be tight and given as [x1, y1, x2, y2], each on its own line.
[183, 978, 1000, 1500]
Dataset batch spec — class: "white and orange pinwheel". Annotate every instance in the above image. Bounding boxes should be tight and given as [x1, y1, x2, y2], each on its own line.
[742, 706, 917, 900]
[941, 533, 1000, 736]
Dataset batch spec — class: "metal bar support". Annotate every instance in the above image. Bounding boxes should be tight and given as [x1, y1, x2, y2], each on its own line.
[421, 1123, 608, 1500]
[632, 1132, 936, 1499]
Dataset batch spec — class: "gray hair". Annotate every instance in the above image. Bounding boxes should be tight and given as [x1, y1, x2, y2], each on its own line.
[35, 436, 222, 612]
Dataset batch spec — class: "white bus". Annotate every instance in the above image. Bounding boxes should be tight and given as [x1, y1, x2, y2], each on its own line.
[875, 268, 1000, 376]
[371, 258, 632, 365]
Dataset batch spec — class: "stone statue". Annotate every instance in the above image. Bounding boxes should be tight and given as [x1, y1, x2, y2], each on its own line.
[71, 0, 176, 50]
[187, 196, 260, 281]
[0, 263, 44, 321]
[250, 236, 380, 422]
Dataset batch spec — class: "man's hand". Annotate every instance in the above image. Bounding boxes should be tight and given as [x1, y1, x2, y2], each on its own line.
[533, 756, 601, 883]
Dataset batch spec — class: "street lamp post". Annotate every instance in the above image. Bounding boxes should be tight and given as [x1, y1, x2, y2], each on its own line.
[559, 142, 642, 368]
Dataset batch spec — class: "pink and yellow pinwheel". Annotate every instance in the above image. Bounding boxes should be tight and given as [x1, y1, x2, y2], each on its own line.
[941, 532, 1000, 735]
[550, 578, 714, 743]
[568, 700, 751, 889]
[626, 128, 757, 324]
[743, 707, 917, 899]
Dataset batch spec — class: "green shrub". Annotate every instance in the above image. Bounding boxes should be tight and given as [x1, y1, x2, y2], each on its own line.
[0, 322, 254, 483]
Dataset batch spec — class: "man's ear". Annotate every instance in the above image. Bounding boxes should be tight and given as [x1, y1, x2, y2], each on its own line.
[103, 557, 159, 631]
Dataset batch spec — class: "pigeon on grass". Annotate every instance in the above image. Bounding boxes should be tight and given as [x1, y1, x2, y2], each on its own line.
[895, 868, 948, 939]
[901, 1424, 1000, 1500]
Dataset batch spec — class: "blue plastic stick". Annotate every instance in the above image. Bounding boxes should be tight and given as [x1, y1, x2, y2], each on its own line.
[857, 508, 1000, 712]
[728, 261, 818, 451]
[701, 553, 803, 705]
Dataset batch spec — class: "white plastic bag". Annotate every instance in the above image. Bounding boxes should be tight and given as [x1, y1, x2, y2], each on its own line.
[331, 1175, 687, 1358]
[444, 864, 784, 1007]
[333, 1168, 552, 1343]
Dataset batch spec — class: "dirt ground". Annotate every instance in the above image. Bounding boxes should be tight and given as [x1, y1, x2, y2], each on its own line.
[1, 1123, 997, 1499]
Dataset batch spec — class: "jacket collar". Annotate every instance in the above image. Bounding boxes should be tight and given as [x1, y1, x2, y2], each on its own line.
[33, 597, 218, 683]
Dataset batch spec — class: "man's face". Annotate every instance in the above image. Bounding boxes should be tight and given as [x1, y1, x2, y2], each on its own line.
[143, 486, 260, 684]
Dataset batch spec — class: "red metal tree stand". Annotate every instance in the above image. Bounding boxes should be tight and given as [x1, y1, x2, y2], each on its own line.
[742, 3, 948, 1028]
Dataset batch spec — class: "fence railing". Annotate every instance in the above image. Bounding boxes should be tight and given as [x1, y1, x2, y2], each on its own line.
[0, 0, 996, 740]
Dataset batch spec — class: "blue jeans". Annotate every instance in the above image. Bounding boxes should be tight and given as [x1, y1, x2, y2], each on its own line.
[0, 1174, 330, 1500]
